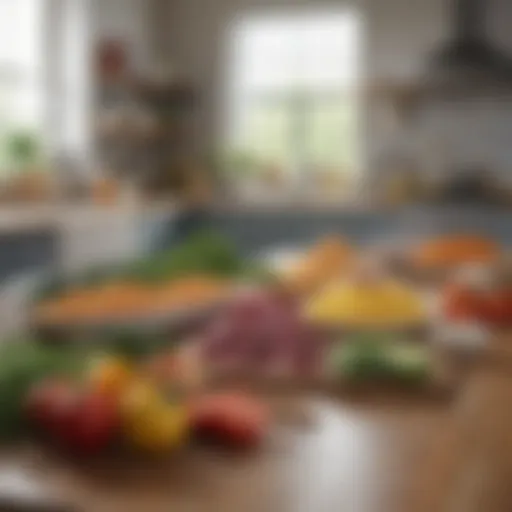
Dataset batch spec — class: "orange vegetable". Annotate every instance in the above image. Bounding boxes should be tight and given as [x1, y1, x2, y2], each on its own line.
[89, 357, 134, 398]
[413, 235, 499, 270]
[34, 282, 153, 323]
[283, 236, 355, 295]
[152, 277, 230, 312]
[35, 277, 230, 325]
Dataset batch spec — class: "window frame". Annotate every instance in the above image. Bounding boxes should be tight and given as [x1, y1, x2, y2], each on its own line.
[0, 0, 92, 174]
[222, 6, 365, 197]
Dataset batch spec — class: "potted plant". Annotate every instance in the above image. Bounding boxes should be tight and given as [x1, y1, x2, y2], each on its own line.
[4, 131, 51, 201]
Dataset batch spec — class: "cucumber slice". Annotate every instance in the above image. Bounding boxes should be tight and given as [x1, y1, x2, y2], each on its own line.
[384, 345, 430, 383]
[328, 341, 388, 381]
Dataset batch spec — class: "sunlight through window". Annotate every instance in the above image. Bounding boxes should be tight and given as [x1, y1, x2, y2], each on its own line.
[226, 9, 361, 195]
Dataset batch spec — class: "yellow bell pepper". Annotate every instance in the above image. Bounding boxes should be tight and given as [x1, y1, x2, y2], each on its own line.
[124, 405, 189, 453]
[120, 381, 166, 421]
[89, 356, 134, 398]
[121, 381, 189, 453]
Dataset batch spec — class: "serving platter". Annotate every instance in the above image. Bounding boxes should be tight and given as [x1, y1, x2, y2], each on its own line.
[30, 298, 231, 344]
[202, 330, 470, 405]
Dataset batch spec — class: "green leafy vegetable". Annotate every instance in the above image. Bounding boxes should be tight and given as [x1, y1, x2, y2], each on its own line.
[125, 230, 244, 282]
[34, 230, 266, 304]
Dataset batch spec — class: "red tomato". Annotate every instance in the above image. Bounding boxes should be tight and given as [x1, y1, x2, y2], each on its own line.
[444, 282, 512, 327]
[64, 392, 119, 454]
[481, 289, 512, 327]
[443, 284, 484, 321]
[191, 392, 268, 449]
[479, 294, 506, 326]
[25, 379, 78, 432]
[500, 288, 512, 326]
[27, 381, 119, 455]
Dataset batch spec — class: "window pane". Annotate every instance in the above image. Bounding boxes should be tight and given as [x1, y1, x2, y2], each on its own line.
[234, 20, 299, 92]
[299, 16, 360, 90]
[0, 0, 43, 137]
[239, 99, 291, 163]
[228, 9, 361, 182]
[0, 85, 40, 129]
[0, 0, 42, 81]
[307, 97, 359, 171]
[233, 12, 359, 93]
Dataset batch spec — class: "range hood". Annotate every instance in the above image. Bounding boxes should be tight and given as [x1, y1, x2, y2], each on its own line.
[426, 0, 512, 94]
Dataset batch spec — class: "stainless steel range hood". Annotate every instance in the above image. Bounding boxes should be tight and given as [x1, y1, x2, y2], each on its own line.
[425, 0, 512, 95]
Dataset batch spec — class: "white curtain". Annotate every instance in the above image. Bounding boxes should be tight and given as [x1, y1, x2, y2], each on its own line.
[44, 0, 91, 165]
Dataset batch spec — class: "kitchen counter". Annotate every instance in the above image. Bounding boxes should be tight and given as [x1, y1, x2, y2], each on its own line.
[0, 346, 510, 512]
[0, 199, 510, 290]
[0, 202, 181, 284]
[0, 241, 511, 510]
[0, 202, 180, 234]
[0, 386, 465, 512]
[210, 205, 512, 255]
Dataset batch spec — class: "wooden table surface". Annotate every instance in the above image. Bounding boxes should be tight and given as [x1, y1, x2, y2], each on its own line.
[1, 338, 512, 512]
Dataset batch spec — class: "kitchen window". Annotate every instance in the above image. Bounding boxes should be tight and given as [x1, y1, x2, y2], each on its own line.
[226, 10, 361, 200]
[0, 0, 43, 131]
[0, 0, 44, 171]
[0, 0, 89, 173]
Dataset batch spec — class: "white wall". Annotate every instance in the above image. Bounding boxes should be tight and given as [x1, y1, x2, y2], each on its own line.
[366, 0, 512, 77]
[90, 0, 153, 72]
[365, 0, 447, 81]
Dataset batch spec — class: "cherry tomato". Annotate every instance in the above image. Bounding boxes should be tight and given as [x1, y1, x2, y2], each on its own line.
[443, 284, 484, 321]
[25, 379, 77, 432]
[191, 393, 268, 449]
[482, 289, 512, 327]
[27, 380, 119, 455]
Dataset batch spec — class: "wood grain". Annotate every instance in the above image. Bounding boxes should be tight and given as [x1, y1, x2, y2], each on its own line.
[1, 338, 512, 512]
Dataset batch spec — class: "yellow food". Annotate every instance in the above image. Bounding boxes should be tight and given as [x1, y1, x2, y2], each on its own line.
[121, 380, 188, 452]
[120, 381, 167, 422]
[283, 236, 355, 295]
[124, 406, 189, 453]
[305, 278, 426, 328]
[89, 356, 134, 397]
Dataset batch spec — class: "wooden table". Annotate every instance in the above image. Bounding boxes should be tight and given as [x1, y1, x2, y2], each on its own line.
[0, 387, 478, 512]
[1, 337, 511, 512]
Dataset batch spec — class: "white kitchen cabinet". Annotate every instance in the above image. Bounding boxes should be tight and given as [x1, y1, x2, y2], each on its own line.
[58, 207, 143, 274]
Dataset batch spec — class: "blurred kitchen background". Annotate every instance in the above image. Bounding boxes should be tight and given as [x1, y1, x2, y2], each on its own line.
[0, 0, 511, 283]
